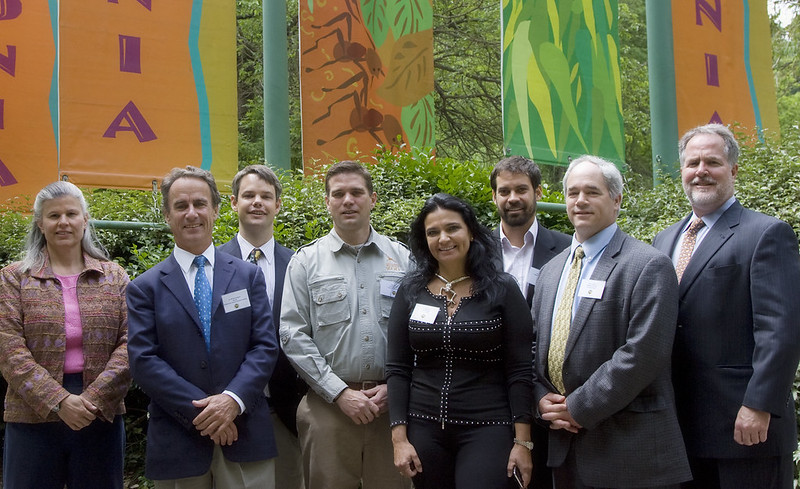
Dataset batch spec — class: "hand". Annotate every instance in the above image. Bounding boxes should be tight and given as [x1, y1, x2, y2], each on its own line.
[335, 388, 380, 425]
[57, 394, 97, 431]
[507, 444, 532, 488]
[392, 425, 422, 478]
[362, 384, 389, 414]
[192, 394, 240, 444]
[734, 405, 770, 446]
[539, 392, 581, 433]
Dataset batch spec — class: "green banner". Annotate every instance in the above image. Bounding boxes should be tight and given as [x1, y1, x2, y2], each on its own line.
[502, 0, 625, 168]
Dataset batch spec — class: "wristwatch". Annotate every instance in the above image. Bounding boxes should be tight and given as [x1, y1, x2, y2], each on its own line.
[513, 438, 533, 450]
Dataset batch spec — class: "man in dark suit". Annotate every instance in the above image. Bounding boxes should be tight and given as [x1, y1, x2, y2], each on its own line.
[218, 164, 305, 489]
[533, 155, 691, 488]
[127, 166, 278, 488]
[490, 155, 570, 488]
[652, 123, 800, 489]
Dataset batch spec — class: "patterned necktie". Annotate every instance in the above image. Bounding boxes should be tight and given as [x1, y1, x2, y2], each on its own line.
[675, 218, 705, 282]
[247, 248, 262, 265]
[193, 255, 212, 351]
[548, 246, 584, 394]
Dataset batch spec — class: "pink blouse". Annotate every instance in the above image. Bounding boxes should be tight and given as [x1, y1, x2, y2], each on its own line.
[56, 273, 84, 374]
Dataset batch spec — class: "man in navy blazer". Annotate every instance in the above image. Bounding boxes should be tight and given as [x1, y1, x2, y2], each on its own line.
[652, 124, 800, 489]
[127, 166, 278, 488]
[218, 164, 305, 489]
[490, 155, 570, 489]
[533, 156, 691, 488]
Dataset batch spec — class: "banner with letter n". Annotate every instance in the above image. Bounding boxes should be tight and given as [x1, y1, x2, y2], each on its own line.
[300, 0, 435, 171]
[672, 0, 779, 139]
[0, 0, 237, 205]
[502, 0, 625, 169]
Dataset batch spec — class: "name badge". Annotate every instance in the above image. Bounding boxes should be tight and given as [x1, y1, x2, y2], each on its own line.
[222, 289, 251, 313]
[528, 267, 541, 286]
[410, 303, 440, 324]
[578, 279, 605, 299]
[380, 279, 401, 298]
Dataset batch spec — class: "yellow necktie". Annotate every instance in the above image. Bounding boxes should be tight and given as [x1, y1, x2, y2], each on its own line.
[548, 246, 584, 394]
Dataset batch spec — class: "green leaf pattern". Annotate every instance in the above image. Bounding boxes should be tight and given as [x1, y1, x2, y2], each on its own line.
[502, 0, 625, 167]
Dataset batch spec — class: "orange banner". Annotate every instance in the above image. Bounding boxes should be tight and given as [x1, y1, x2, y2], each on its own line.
[0, 1, 58, 205]
[299, 0, 435, 171]
[0, 0, 237, 206]
[672, 0, 779, 138]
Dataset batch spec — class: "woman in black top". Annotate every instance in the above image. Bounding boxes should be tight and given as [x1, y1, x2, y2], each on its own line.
[386, 193, 534, 489]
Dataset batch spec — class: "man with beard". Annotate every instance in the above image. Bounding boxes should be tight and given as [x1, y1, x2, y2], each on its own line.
[652, 124, 800, 489]
[490, 156, 570, 489]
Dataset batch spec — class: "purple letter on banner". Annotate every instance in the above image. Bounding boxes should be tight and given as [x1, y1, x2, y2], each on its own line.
[705, 53, 719, 86]
[695, 0, 722, 32]
[0, 0, 22, 20]
[0, 157, 18, 187]
[709, 111, 723, 124]
[119, 35, 142, 73]
[103, 101, 157, 142]
[107, 0, 152, 11]
[0, 45, 16, 76]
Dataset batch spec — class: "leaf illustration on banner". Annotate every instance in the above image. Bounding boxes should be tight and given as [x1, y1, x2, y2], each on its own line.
[388, 0, 433, 38]
[402, 92, 435, 147]
[510, 21, 536, 158]
[376, 29, 433, 107]
[538, 41, 587, 151]
[362, 0, 389, 47]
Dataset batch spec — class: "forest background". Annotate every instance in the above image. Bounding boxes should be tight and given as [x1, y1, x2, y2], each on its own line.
[1, 0, 800, 486]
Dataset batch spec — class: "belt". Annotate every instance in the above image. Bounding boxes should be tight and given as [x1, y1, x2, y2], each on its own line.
[345, 380, 385, 390]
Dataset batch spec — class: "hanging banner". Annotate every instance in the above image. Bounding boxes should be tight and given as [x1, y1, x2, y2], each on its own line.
[502, 0, 625, 168]
[672, 0, 778, 139]
[299, 0, 435, 171]
[0, 1, 58, 204]
[0, 0, 237, 205]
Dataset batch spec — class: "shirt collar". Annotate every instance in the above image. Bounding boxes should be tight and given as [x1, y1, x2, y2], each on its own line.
[236, 233, 275, 264]
[684, 196, 736, 233]
[570, 222, 617, 261]
[174, 243, 215, 273]
[499, 217, 538, 249]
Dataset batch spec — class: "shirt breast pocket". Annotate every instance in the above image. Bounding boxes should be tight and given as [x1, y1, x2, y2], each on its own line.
[377, 271, 405, 318]
[310, 277, 351, 327]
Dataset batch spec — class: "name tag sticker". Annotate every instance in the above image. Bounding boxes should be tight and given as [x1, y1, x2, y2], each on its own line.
[578, 280, 605, 299]
[410, 303, 440, 324]
[222, 289, 251, 313]
[528, 267, 541, 286]
[380, 279, 401, 298]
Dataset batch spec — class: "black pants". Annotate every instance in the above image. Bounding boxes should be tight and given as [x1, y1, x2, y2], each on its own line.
[682, 455, 793, 489]
[3, 373, 125, 489]
[407, 418, 519, 489]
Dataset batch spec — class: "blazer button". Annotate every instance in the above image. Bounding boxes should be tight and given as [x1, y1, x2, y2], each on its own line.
[200, 361, 208, 369]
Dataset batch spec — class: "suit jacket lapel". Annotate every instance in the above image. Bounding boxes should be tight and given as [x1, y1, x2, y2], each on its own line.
[160, 254, 203, 331]
[536, 252, 564, 374]
[564, 229, 623, 360]
[273, 245, 291, 317]
[678, 203, 740, 297]
[655, 214, 690, 257]
[212, 251, 235, 319]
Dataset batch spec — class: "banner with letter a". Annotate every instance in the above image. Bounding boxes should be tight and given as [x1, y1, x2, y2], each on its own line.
[502, 0, 625, 168]
[672, 0, 779, 139]
[300, 0, 435, 171]
[0, 0, 237, 205]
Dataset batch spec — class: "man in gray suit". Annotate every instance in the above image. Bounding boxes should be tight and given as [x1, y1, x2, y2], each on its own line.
[652, 124, 800, 489]
[533, 155, 691, 488]
[490, 155, 570, 489]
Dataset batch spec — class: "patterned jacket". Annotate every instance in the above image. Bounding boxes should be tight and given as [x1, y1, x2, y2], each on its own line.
[0, 252, 130, 423]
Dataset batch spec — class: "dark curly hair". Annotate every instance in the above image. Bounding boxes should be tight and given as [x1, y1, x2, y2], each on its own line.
[404, 193, 501, 303]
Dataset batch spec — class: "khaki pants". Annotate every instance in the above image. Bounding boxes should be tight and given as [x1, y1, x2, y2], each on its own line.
[153, 445, 275, 489]
[297, 390, 412, 489]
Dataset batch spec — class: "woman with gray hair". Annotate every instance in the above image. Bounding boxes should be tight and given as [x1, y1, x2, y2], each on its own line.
[0, 181, 130, 489]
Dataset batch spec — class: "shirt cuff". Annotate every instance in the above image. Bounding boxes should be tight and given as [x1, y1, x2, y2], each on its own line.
[223, 390, 245, 414]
